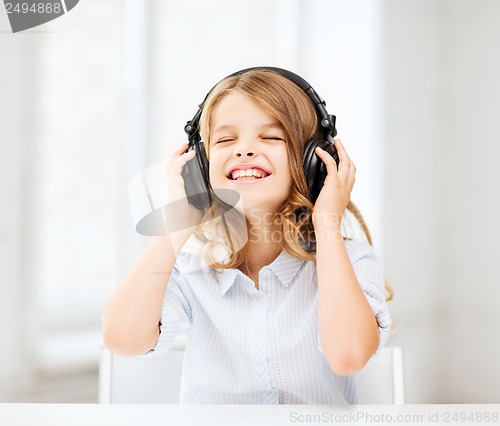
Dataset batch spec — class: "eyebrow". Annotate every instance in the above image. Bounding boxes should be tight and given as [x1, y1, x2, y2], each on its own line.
[212, 123, 284, 135]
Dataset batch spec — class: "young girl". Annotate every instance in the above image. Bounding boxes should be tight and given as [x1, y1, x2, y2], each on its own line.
[102, 68, 392, 404]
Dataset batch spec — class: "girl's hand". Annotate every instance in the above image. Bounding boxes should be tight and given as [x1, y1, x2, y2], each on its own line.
[311, 139, 355, 227]
[164, 143, 203, 234]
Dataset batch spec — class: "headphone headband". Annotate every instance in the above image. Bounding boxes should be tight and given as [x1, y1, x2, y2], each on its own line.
[184, 66, 337, 143]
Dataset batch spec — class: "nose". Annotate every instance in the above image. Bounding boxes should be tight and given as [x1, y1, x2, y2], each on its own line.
[235, 149, 254, 157]
[233, 140, 256, 157]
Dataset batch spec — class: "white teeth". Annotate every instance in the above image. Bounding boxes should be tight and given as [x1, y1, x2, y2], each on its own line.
[230, 168, 270, 180]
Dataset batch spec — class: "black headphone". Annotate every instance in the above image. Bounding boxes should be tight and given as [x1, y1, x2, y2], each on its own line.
[181, 66, 339, 210]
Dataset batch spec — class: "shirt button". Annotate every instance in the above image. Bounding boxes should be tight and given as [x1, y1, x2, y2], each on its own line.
[257, 366, 265, 374]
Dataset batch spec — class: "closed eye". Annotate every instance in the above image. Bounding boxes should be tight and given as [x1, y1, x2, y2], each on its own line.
[261, 136, 285, 141]
[216, 138, 235, 144]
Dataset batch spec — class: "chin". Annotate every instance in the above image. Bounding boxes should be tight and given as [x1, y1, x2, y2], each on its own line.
[240, 196, 285, 214]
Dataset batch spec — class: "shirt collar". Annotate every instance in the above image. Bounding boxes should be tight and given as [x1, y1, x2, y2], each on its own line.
[216, 268, 239, 296]
[216, 250, 307, 296]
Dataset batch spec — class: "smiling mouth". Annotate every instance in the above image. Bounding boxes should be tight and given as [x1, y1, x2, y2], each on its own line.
[227, 168, 272, 181]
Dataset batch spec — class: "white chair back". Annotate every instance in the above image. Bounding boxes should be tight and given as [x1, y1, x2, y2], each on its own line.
[356, 346, 405, 404]
[99, 340, 404, 404]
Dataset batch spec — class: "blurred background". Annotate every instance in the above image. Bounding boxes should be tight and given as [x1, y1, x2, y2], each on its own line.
[1, 0, 499, 404]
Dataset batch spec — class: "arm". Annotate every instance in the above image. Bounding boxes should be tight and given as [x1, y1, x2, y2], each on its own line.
[102, 144, 200, 356]
[312, 140, 379, 375]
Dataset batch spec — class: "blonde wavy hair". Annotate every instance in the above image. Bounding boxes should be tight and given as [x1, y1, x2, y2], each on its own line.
[193, 69, 392, 301]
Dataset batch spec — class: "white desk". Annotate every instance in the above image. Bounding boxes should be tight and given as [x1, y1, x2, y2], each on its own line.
[1, 404, 499, 426]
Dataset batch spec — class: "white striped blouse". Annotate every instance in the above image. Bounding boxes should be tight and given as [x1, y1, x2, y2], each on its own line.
[147, 236, 392, 404]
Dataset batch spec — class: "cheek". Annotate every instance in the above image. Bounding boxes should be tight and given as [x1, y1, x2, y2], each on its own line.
[281, 157, 293, 184]
[208, 158, 224, 183]
[208, 167, 218, 183]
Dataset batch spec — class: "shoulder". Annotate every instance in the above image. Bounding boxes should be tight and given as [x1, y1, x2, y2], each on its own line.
[309, 237, 378, 263]
[172, 235, 212, 276]
[343, 238, 385, 290]
[343, 238, 380, 264]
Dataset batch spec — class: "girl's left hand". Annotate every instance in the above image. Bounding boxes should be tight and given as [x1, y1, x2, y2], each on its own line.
[311, 139, 355, 226]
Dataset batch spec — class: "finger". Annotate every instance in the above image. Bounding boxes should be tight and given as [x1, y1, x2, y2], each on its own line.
[167, 143, 188, 168]
[166, 144, 196, 183]
[315, 146, 339, 178]
[346, 160, 356, 193]
[170, 149, 196, 175]
[170, 143, 190, 158]
[334, 139, 352, 166]
[333, 139, 353, 179]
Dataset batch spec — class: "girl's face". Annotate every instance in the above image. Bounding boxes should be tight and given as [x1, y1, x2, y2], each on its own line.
[208, 91, 292, 214]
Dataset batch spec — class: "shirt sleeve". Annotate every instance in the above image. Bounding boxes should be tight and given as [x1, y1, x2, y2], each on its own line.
[346, 238, 392, 355]
[144, 266, 192, 355]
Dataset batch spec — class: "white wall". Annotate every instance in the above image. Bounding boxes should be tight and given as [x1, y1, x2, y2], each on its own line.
[301, 0, 385, 249]
[0, 13, 34, 396]
[382, 0, 500, 403]
[0, 0, 125, 399]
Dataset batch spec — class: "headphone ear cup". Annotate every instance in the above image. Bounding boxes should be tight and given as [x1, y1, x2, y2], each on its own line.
[181, 141, 212, 209]
[302, 139, 339, 204]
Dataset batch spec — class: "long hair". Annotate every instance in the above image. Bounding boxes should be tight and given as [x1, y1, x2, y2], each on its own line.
[194, 69, 393, 301]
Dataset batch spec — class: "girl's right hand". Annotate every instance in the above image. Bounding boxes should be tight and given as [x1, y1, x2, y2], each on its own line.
[163, 143, 204, 237]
